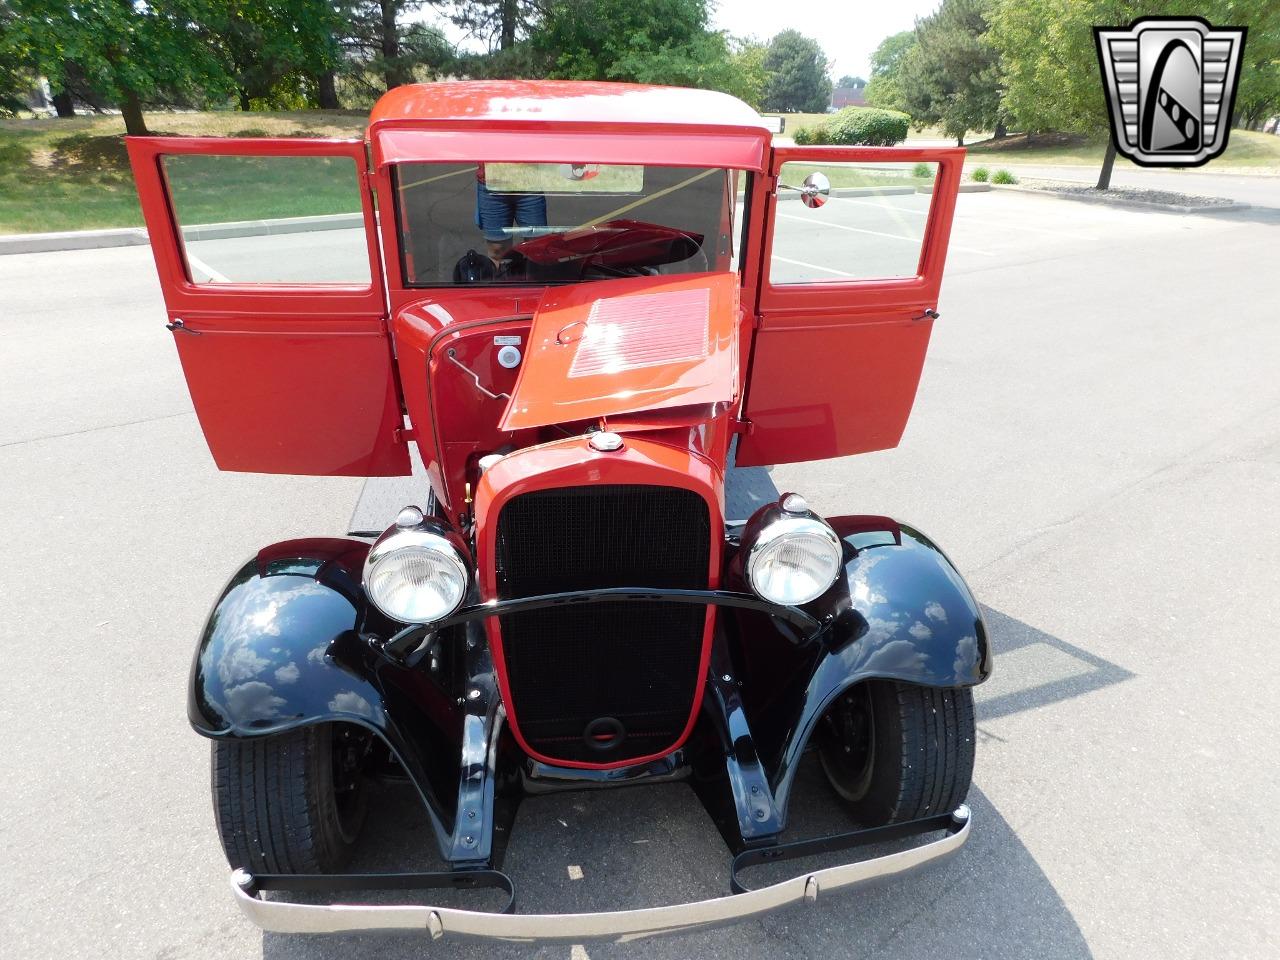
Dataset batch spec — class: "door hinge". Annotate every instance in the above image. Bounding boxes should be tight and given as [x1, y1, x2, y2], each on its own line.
[732, 418, 755, 436]
[394, 427, 418, 443]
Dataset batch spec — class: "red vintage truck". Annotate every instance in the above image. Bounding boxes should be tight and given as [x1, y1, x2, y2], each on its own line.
[127, 79, 987, 942]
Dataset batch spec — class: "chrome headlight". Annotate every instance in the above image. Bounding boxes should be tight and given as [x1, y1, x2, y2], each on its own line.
[363, 512, 469, 624]
[745, 510, 842, 606]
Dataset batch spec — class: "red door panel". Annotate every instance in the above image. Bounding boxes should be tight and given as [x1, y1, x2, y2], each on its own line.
[737, 146, 962, 468]
[127, 136, 410, 477]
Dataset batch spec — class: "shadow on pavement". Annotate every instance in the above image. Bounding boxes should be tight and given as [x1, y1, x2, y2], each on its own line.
[978, 605, 1134, 722]
[261, 606, 1103, 960]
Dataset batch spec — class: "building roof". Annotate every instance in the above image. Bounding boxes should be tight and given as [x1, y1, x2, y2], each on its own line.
[369, 80, 765, 131]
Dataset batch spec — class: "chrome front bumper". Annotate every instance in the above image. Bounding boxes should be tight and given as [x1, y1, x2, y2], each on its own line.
[230, 805, 970, 943]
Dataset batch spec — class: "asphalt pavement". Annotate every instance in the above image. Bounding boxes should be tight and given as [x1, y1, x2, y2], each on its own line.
[2, 189, 1278, 959]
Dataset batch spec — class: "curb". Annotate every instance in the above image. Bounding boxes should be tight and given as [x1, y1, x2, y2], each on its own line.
[778, 185, 917, 202]
[917, 183, 992, 194]
[990, 184, 1251, 214]
[0, 212, 366, 256]
[0, 227, 148, 255]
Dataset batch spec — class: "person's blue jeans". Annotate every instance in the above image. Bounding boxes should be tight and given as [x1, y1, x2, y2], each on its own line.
[476, 183, 548, 242]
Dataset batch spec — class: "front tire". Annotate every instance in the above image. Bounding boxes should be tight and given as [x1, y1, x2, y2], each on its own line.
[211, 723, 371, 873]
[818, 680, 975, 825]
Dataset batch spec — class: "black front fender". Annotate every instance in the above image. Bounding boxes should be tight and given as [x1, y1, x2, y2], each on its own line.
[189, 538, 462, 858]
[746, 517, 991, 825]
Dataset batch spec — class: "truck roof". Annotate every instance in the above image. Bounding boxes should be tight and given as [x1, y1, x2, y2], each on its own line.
[368, 80, 766, 131]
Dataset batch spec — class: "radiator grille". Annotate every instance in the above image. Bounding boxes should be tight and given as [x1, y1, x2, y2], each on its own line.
[495, 484, 711, 764]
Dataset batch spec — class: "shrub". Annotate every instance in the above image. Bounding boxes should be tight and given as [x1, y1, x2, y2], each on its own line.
[793, 123, 830, 146]
[971, 166, 990, 182]
[793, 108, 909, 146]
[912, 161, 931, 178]
[825, 107, 910, 146]
[992, 169, 1018, 184]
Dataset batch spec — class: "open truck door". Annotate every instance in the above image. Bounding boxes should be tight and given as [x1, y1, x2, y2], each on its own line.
[736, 147, 963, 467]
[127, 137, 409, 476]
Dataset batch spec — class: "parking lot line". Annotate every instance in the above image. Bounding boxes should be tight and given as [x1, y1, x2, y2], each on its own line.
[183, 252, 229, 283]
[780, 212, 993, 257]
[770, 254, 857, 278]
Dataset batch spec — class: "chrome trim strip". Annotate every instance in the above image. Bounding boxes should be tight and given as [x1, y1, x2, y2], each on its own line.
[230, 806, 970, 943]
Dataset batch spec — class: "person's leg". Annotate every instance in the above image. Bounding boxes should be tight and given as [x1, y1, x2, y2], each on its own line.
[477, 183, 518, 244]
[512, 192, 548, 232]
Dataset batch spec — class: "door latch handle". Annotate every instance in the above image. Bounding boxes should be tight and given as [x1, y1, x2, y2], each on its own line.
[166, 318, 201, 335]
[913, 308, 941, 321]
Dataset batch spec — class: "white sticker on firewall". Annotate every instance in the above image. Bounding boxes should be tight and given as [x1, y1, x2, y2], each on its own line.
[494, 335, 521, 346]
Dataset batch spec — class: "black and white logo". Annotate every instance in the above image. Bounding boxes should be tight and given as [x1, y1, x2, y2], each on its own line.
[1094, 17, 1246, 167]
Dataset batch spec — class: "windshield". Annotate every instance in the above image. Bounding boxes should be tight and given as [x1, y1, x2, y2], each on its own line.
[393, 162, 740, 286]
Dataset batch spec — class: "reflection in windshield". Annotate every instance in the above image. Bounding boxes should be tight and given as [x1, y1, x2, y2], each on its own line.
[396, 162, 736, 286]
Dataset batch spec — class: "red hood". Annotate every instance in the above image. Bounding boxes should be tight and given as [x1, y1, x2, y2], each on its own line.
[498, 272, 740, 432]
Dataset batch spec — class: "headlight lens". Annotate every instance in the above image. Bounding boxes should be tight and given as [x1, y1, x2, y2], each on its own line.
[746, 516, 842, 605]
[363, 529, 469, 624]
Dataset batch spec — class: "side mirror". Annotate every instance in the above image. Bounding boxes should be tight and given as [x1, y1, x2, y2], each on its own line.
[779, 171, 831, 208]
[799, 172, 830, 208]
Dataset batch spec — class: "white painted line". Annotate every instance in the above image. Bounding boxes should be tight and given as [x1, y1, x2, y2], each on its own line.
[830, 195, 929, 215]
[780, 213, 993, 256]
[770, 255, 858, 279]
[184, 252, 230, 283]
[567, 864, 584, 880]
[570, 945, 591, 960]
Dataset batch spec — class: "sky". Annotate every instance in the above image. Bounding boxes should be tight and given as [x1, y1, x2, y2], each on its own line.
[708, 0, 939, 80]
[421, 0, 942, 83]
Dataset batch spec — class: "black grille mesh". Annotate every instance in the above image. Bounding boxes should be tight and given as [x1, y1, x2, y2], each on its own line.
[495, 485, 711, 764]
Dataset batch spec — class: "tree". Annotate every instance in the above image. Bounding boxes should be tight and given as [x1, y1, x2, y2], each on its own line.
[895, 0, 1002, 146]
[342, 0, 453, 96]
[864, 30, 915, 111]
[726, 36, 770, 109]
[1227, 0, 1280, 129]
[525, 0, 758, 105]
[8, 0, 232, 134]
[836, 74, 866, 89]
[200, 0, 346, 110]
[762, 30, 831, 113]
[990, 0, 1198, 188]
[449, 0, 537, 51]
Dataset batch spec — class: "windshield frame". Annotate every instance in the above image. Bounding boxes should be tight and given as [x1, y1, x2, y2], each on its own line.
[389, 161, 754, 291]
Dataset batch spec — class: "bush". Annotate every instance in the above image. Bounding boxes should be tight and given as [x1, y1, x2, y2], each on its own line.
[793, 107, 909, 146]
[912, 162, 931, 178]
[825, 107, 910, 146]
[992, 169, 1018, 184]
[793, 123, 830, 146]
[971, 166, 990, 182]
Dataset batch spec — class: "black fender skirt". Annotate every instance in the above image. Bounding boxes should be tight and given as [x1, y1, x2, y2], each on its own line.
[187, 537, 462, 858]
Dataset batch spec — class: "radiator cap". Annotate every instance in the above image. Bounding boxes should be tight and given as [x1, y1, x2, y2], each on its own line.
[588, 431, 624, 452]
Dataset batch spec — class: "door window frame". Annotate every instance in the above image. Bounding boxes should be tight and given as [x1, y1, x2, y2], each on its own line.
[126, 136, 385, 318]
[756, 146, 964, 323]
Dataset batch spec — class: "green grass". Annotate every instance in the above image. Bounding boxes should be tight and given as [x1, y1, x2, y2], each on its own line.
[0, 110, 366, 234]
[780, 162, 933, 189]
[966, 130, 1280, 168]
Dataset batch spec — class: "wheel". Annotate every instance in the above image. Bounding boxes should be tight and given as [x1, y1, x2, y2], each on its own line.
[211, 723, 372, 873]
[817, 680, 974, 825]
